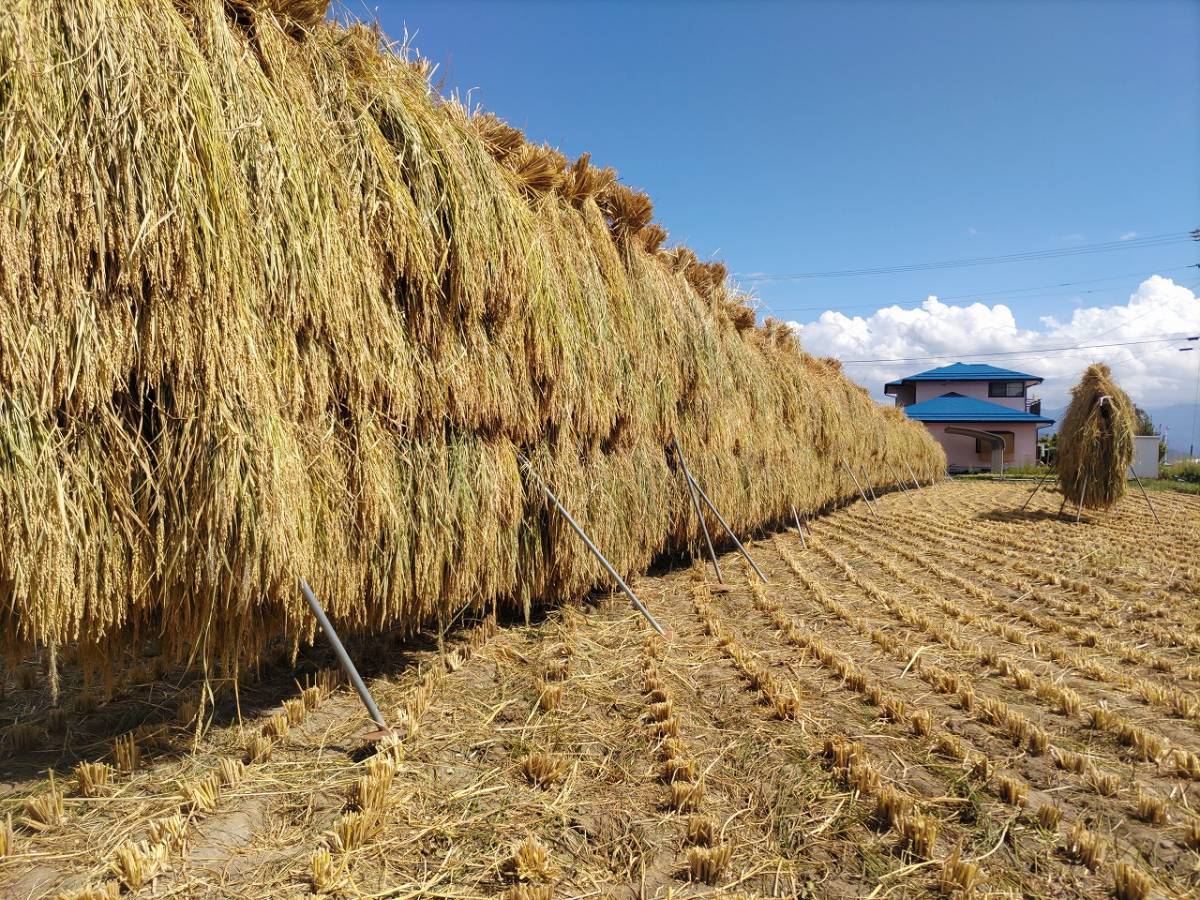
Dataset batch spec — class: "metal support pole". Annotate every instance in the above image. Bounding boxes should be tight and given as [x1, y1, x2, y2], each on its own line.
[1128, 466, 1160, 524]
[863, 467, 880, 506]
[680, 468, 768, 583]
[671, 436, 723, 583]
[517, 454, 666, 636]
[904, 461, 923, 492]
[890, 465, 911, 496]
[1075, 471, 1089, 523]
[790, 504, 808, 550]
[300, 579, 388, 730]
[842, 459, 878, 519]
[1020, 466, 1055, 512]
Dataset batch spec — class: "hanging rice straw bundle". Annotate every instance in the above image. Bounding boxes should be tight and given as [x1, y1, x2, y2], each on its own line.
[1057, 364, 1136, 510]
[0, 0, 944, 683]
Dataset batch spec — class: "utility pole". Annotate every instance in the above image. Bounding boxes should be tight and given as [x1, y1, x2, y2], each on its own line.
[1184, 336, 1200, 459]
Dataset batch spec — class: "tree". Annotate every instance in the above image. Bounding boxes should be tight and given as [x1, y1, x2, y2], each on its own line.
[1133, 405, 1155, 436]
[1038, 433, 1058, 466]
[1133, 405, 1168, 464]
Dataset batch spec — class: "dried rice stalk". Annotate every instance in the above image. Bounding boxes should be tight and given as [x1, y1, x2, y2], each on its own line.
[283, 697, 306, 726]
[896, 814, 939, 859]
[0, 0, 945, 682]
[535, 678, 562, 712]
[328, 810, 380, 853]
[228, 0, 330, 29]
[244, 735, 273, 764]
[0, 814, 14, 856]
[107, 839, 167, 891]
[20, 773, 64, 832]
[56, 884, 121, 900]
[938, 843, 982, 896]
[311, 846, 343, 893]
[112, 733, 140, 775]
[219, 758, 246, 787]
[686, 843, 731, 885]
[501, 836, 554, 881]
[503, 886, 553, 900]
[1057, 364, 1135, 509]
[519, 752, 566, 789]
[685, 815, 715, 847]
[668, 778, 705, 812]
[352, 766, 393, 812]
[74, 762, 115, 798]
[474, 113, 526, 163]
[1112, 861, 1151, 900]
[598, 183, 654, 240]
[560, 153, 615, 205]
[180, 773, 222, 813]
[148, 814, 188, 852]
[1063, 821, 1106, 870]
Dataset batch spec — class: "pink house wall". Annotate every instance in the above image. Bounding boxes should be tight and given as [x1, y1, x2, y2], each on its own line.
[912, 380, 1027, 410]
[922, 421, 1041, 469]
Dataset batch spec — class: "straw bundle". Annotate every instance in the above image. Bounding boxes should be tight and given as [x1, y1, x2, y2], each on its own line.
[0, 0, 944, 682]
[1057, 364, 1136, 509]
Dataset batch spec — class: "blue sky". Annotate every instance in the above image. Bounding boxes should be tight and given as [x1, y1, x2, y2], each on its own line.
[352, 0, 1199, 410]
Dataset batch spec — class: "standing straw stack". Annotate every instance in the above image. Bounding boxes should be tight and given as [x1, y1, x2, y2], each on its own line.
[1056, 364, 1136, 510]
[0, 0, 944, 685]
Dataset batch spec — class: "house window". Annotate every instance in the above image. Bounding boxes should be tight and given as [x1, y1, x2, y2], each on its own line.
[988, 381, 1025, 398]
[975, 431, 1016, 461]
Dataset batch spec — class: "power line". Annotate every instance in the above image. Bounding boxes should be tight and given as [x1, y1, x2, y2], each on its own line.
[737, 230, 1194, 281]
[765, 264, 1199, 315]
[840, 335, 1194, 365]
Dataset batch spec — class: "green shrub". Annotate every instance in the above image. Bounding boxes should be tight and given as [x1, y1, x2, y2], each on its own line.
[1160, 461, 1200, 484]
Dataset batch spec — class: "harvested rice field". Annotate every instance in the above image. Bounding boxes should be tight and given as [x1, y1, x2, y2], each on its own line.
[1, 480, 1198, 899]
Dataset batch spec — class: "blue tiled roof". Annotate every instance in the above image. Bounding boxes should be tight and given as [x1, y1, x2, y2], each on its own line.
[903, 392, 1055, 425]
[893, 363, 1043, 384]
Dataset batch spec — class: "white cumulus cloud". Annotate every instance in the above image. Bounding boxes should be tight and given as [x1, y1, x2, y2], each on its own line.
[790, 275, 1200, 410]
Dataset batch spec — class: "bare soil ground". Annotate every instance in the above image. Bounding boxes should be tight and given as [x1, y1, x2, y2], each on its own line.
[1, 480, 1198, 898]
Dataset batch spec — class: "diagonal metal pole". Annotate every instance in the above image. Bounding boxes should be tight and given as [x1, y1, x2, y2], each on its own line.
[862, 467, 881, 506]
[842, 459, 878, 519]
[890, 465, 911, 497]
[1020, 465, 1055, 512]
[904, 461, 924, 492]
[300, 579, 388, 730]
[671, 435, 723, 583]
[1128, 466, 1160, 524]
[790, 504, 808, 549]
[680, 466, 768, 583]
[517, 454, 666, 636]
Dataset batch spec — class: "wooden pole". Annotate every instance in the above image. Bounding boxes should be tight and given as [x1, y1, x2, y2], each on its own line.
[671, 435, 723, 583]
[517, 453, 666, 636]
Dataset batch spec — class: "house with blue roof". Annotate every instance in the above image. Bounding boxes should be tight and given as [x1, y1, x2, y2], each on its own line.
[885, 363, 1054, 471]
